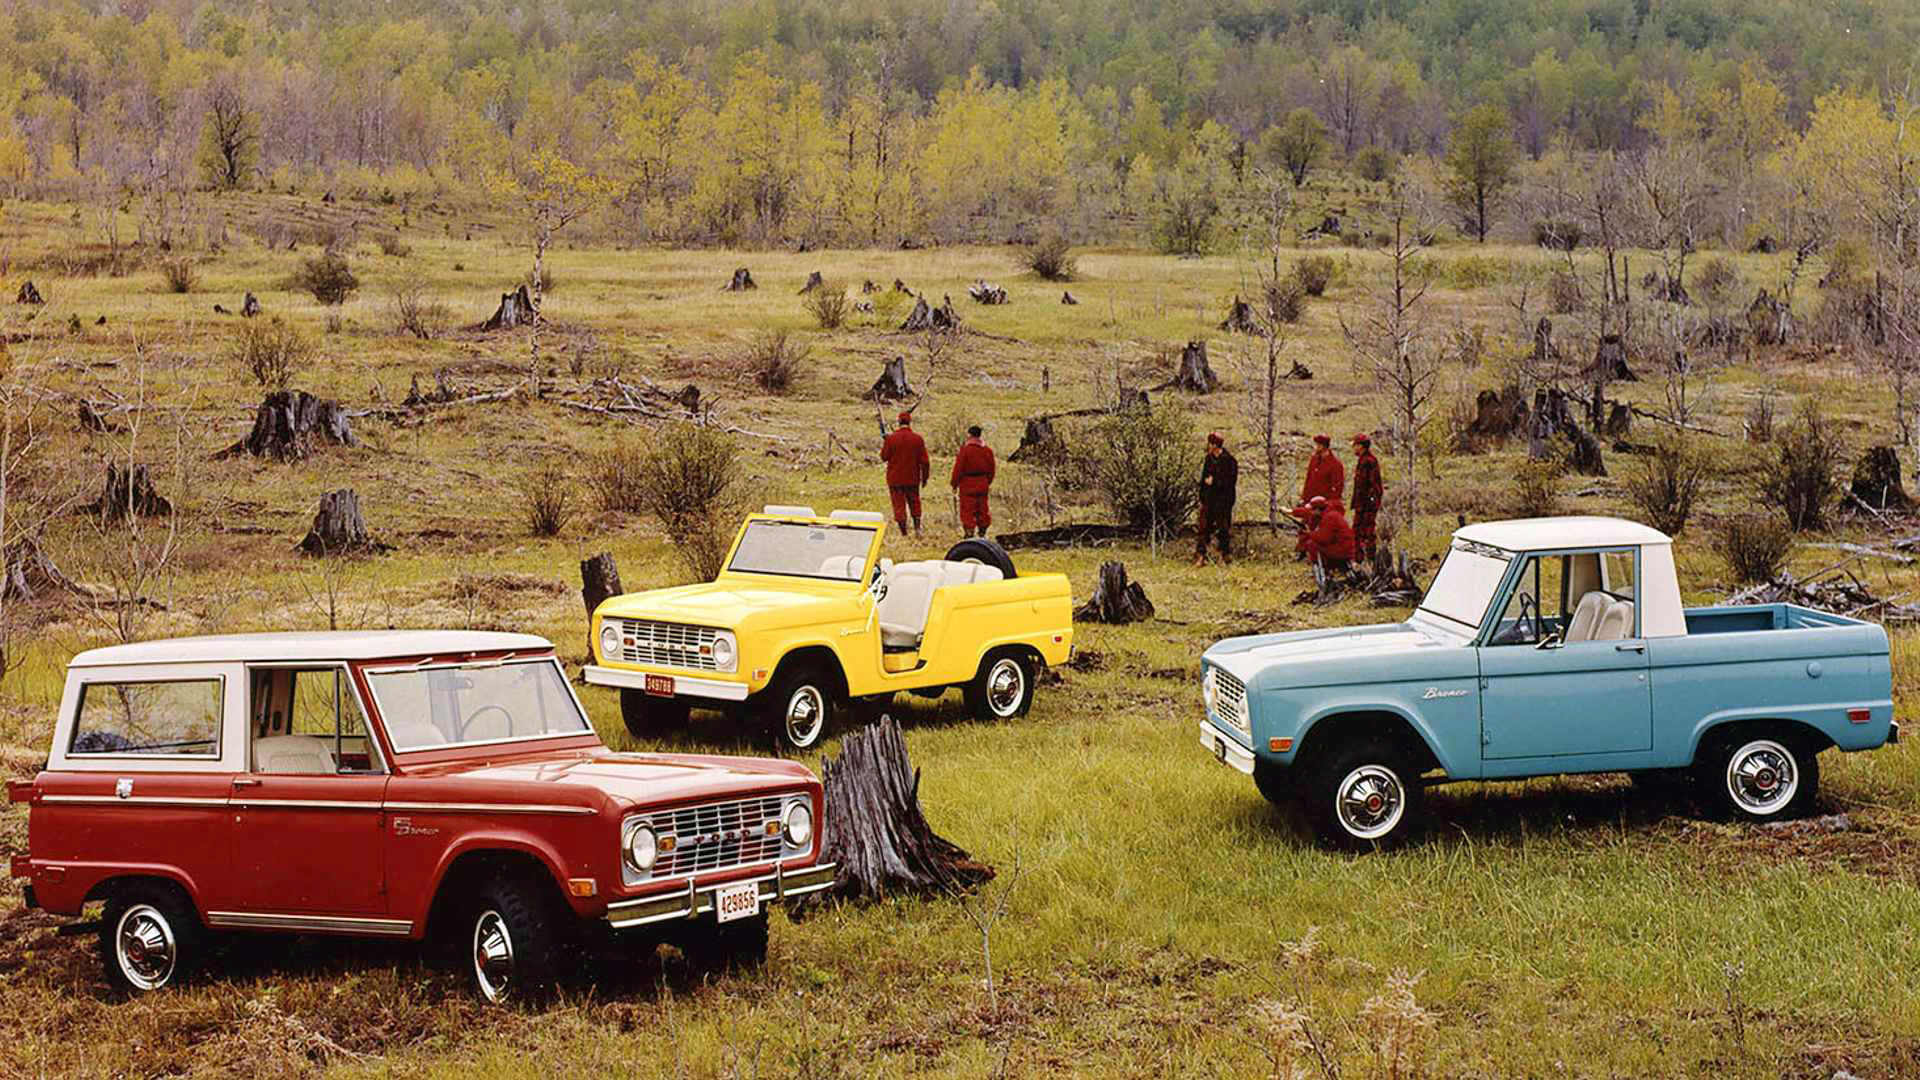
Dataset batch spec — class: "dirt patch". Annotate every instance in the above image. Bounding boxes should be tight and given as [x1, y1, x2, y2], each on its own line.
[1671, 806, 1920, 887]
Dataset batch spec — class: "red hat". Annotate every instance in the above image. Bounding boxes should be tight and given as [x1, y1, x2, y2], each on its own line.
[1351, 432, 1371, 446]
[897, 411, 913, 423]
[1207, 432, 1224, 446]
[1309, 495, 1327, 508]
[1312, 433, 1331, 446]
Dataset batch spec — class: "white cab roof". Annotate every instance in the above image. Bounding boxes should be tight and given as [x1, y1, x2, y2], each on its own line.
[70, 630, 554, 668]
[1453, 516, 1671, 552]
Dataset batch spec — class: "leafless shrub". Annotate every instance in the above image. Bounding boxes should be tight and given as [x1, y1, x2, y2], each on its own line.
[1745, 389, 1777, 443]
[1713, 513, 1794, 583]
[803, 281, 850, 330]
[1511, 455, 1564, 518]
[1016, 231, 1077, 281]
[585, 447, 646, 513]
[515, 461, 575, 537]
[1691, 257, 1740, 308]
[1759, 399, 1842, 531]
[638, 423, 743, 580]
[1292, 255, 1335, 296]
[159, 258, 197, 294]
[375, 233, 412, 257]
[1624, 435, 1707, 535]
[740, 330, 808, 394]
[1266, 278, 1307, 324]
[228, 317, 313, 389]
[389, 282, 450, 340]
[1360, 969, 1439, 1080]
[1546, 269, 1583, 313]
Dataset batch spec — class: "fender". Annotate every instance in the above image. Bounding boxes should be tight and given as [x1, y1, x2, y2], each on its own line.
[63, 862, 206, 920]
[1684, 703, 1876, 761]
[1298, 698, 1470, 778]
[417, 830, 582, 927]
[765, 641, 851, 691]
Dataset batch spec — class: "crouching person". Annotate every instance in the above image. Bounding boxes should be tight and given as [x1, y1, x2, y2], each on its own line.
[1301, 495, 1357, 573]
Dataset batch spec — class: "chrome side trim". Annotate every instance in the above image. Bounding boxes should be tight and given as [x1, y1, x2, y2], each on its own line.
[382, 801, 596, 816]
[204, 911, 414, 936]
[1199, 719, 1257, 775]
[605, 863, 836, 929]
[231, 799, 385, 811]
[582, 665, 751, 702]
[40, 795, 228, 807]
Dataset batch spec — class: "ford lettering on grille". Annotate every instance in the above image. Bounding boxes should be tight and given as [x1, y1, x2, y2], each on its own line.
[619, 619, 720, 671]
[627, 794, 788, 884]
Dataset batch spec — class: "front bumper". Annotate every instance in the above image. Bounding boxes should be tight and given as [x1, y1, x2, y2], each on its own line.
[1198, 719, 1256, 774]
[604, 862, 836, 929]
[583, 664, 750, 702]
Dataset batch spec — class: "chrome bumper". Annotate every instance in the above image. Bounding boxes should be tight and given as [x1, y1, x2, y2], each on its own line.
[583, 665, 750, 702]
[604, 863, 836, 929]
[1199, 719, 1256, 774]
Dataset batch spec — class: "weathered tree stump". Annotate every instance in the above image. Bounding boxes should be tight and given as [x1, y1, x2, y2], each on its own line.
[1007, 417, 1066, 464]
[816, 715, 994, 901]
[1466, 386, 1529, 440]
[900, 295, 960, 332]
[1061, 290, 1078, 305]
[1851, 446, 1914, 512]
[1748, 290, 1789, 346]
[966, 280, 1008, 305]
[1218, 295, 1260, 335]
[799, 271, 824, 294]
[1642, 272, 1691, 306]
[220, 390, 357, 461]
[1165, 340, 1218, 393]
[1605, 402, 1632, 439]
[480, 284, 536, 331]
[241, 291, 260, 318]
[890, 279, 911, 295]
[1074, 561, 1155, 624]
[1588, 335, 1636, 382]
[299, 488, 377, 556]
[211, 304, 230, 315]
[76, 401, 114, 433]
[2, 536, 87, 603]
[866, 357, 913, 402]
[861, 280, 879, 294]
[84, 464, 173, 520]
[15, 281, 43, 305]
[721, 267, 757, 292]
[1749, 236, 1777, 254]
[580, 552, 624, 615]
[1529, 388, 1606, 476]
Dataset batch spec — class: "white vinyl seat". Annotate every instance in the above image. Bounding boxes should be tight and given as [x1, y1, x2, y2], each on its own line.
[385, 718, 449, 750]
[818, 555, 865, 580]
[253, 734, 338, 774]
[1593, 599, 1635, 641]
[1565, 591, 1612, 642]
[875, 560, 1006, 648]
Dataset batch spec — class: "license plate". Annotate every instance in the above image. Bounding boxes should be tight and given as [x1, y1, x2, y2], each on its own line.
[643, 674, 674, 697]
[714, 881, 760, 923]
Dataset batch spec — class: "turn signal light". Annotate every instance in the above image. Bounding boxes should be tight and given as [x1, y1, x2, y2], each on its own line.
[1849, 709, 1871, 725]
[658, 835, 677, 853]
[1269, 737, 1293, 752]
[567, 878, 597, 898]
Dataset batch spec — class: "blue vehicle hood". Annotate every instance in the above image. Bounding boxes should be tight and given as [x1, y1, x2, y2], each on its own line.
[1204, 619, 1473, 690]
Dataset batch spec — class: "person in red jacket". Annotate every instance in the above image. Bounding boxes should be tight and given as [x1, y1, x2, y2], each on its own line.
[1350, 432, 1384, 562]
[880, 411, 930, 537]
[1291, 434, 1346, 556]
[1301, 495, 1357, 572]
[950, 425, 997, 537]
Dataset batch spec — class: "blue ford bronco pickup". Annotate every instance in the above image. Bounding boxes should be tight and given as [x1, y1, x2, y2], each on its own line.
[1200, 516, 1897, 850]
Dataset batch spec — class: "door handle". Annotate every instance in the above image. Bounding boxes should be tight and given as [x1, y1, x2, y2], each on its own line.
[1615, 642, 1646, 653]
[232, 778, 262, 788]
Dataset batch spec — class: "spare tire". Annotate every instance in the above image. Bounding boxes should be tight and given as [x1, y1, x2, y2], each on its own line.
[944, 538, 1016, 579]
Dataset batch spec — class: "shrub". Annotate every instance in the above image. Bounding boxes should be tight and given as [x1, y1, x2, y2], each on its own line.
[1353, 145, 1396, 183]
[516, 461, 575, 537]
[1076, 401, 1200, 539]
[376, 233, 412, 257]
[389, 282, 450, 340]
[586, 447, 646, 514]
[1531, 219, 1582, 251]
[1824, 237, 1871, 287]
[1510, 455, 1564, 518]
[160, 258, 197, 294]
[291, 252, 359, 305]
[1744, 390, 1777, 443]
[638, 423, 743, 580]
[1691, 257, 1739, 308]
[742, 329, 808, 393]
[1759, 400, 1843, 531]
[1546, 269, 1583, 314]
[229, 316, 313, 389]
[1265, 277, 1307, 324]
[1713, 513, 1794, 583]
[1624, 436, 1707, 535]
[1017, 231, 1078, 281]
[1440, 255, 1503, 291]
[802, 281, 850, 330]
[1292, 255, 1336, 297]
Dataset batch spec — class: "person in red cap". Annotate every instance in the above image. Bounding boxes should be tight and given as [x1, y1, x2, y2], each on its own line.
[1291, 434, 1346, 557]
[880, 411, 930, 537]
[1195, 432, 1238, 565]
[1350, 432, 1384, 562]
[950, 424, 997, 537]
[1301, 495, 1357, 572]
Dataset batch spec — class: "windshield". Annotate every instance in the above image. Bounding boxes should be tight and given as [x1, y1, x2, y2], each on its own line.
[726, 520, 875, 581]
[1419, 541, 1514, 629]
[365, 659, 591, 751]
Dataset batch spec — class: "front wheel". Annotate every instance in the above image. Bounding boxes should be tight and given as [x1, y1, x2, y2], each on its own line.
[100, 881, 207, 994]
[1698, 731, 1820, 822]
[621, 689, 690, 740]
[766, 668, 837, 751]
[468, 875, 564, 1005]
[1302, 739, 1425, 852]
[964, 651, 1035, 721]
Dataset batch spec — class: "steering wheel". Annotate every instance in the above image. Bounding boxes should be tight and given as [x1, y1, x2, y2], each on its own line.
[458, 704, 514, 741]
[1492, 592, 1540, 646]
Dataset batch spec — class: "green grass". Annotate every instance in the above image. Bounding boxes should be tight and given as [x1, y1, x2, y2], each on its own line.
[0, 193, 1918, 1076]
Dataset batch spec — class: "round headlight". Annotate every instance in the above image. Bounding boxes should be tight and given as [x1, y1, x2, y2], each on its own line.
[599, 623, 622, 661]
[625, 824, 658, 873]
[781, 802, 813, 848]
[711, 633, 736, 671]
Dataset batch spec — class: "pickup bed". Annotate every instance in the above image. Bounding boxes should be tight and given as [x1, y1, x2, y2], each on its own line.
[1199, 516, 1896, 850]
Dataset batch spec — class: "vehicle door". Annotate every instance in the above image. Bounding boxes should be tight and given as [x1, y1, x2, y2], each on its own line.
[230, 666, 389, 916]
[1477, 548, 1652, 763]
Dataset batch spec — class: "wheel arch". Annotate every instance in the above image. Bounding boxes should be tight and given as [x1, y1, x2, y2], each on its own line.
[84, 871, 198, 913]
[421, 843, 573, 943]
[1689, 717, 1836, 765]
[1294, 708, 1446, 777]
[768, 644, 850, 700]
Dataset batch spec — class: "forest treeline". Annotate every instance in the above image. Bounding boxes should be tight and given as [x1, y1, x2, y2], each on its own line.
[0, 0, 1917, 249]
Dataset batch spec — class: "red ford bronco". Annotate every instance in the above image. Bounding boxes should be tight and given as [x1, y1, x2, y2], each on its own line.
[6, 631, 833, 1002]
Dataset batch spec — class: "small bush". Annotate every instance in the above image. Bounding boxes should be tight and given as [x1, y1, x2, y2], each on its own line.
[1745, 390, 1777, 443]
[291, 252, 359, 306]
[1076, 401, 1201, 539]
[1510, 455, 1564, 518]
[376, 233, 412, 257]
[1017, 231, 1078, 281]
[1624, 436, 1707, 535]
[742, 329, 808, 394]
[1759, 399, 1843, 531]
[160, 258, 197, 294]
[1546, 269, 1583, 314]
[803, 281, 850, 330]
[516, 461, 575, 537]
[1440, 255, 1503, 291]
[1824, 238, 1871, 287]
[1292, 255, 1336, 297]
[1265, 278, 1307, 324]
[638, 423, 743, 580]
[1713, 513, 1794, 583]
[389, 282, 450, 340]
[1691, 257, 1740, 308]
[229, 316, 313, 389]
[1353, 146, 1396, 183]
[586, 447, 647, 514]
[1532, 219, 1582, 251]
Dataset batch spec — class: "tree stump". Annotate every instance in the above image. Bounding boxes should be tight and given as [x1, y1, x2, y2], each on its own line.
[83, 464, 173, 520]
[862, 280, 879, 294]
[1851, 446, 1914, 512]
[1748, 289, 1788, 346]
[900, 294, 960, 331]
[1588, 335, 1636, 382]
[241, 291, 260, 318]
[891, 278, 911, 295]
[220, 390, 358, 461]
[1529, 388, 1606, 476]
[1218, 295, 1260, 335]
[1749, 236, 1777, 254]
[299, 489, 377, 556]
[15, 281, 43, 305]
[721, 267, 757, 291]
[866, 357, 913, 402]
[1073, 561, 1155, 624]
[1466, 387, 1529, 440]
[1166, 340, 1218, 393]
[816, 715, 994, 901]
[1604, 402, 1632, 439]
[798, 271, 824, 294]
[1061, 291, 1078, 305]
[211, 304, 230, 315]
[2, 536, 87, 603]
[1007, 416, 1066, 464]
[965, 280, 1008, 305]
[580, 552, 624, 615]
[479, 284, 536, 330]
[1287, 358, 1314, 380]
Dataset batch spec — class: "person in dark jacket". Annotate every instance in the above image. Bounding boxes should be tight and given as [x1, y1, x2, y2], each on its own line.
[1195, 432, 1238, 565]
[1301, 495, 1357, 571]
[950, 425, 997, 537]
[880, 411, 930, 537]
[1350, 432, 1384, 562]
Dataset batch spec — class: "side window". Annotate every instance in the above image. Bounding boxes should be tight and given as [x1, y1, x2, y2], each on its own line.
[71, 679, 222, 757]
[1488, 556, 1565, 646]
[249, 668, 383, 774]
[1602, 551, 1636, 600]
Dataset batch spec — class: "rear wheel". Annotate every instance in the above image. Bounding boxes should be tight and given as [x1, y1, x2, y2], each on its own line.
[964, 650, 1035, 721]
[1302, 738, 1425, 852]
[1697, 729, 1820, 822]
[467, 875, 564, 1005]
[621, 689, 690, 740]
[943, 538, 1017, 579]
[766, 666, 837, 751]
[100, 881, 206, 994]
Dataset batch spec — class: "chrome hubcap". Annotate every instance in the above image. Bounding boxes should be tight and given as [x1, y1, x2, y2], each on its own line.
[785, 687, 825, 747]
[986, 659, 1025, 717]
[1727, 739, 1798, 815]
[1336, 765, 1405, 840]
[472, 910, 515, 1003]
[116, 904, 176, 991]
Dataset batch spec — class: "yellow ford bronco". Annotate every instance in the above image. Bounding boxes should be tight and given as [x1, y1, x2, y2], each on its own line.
[584, 506, 1075, 749]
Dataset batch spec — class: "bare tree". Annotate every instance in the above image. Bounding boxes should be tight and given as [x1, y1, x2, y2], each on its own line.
[198, 76, 260, 190]
[1238, 161, 1298, 529]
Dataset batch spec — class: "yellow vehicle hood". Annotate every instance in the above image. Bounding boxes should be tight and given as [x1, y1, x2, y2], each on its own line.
[598, 577, 861, 629]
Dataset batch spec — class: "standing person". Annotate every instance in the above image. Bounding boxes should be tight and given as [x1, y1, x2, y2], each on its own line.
[1292, 433, 1347, 557]
[1301, 495, 1357, 572]
[1350, 432, 1384, 563]
[1195, 432, 1238, 565]
[951, 424, 997, 538]
[880, 411, 930, 538]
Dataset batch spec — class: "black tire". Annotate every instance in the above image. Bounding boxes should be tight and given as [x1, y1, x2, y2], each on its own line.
[1252, 760, 1292, 807]
[849, 692, 896, 724]
[964, 649, 1035, 721]
[765, 665, 837, 751]
[1695, 728, 1821, 823]
[621, 688, 690, 740]
[676, 912, 769, 977]
[100, 880, 207, 994]
[1301, 737, 1425, 853]
[467, 874, 565, 1005]
[943, 538, 1016, 579]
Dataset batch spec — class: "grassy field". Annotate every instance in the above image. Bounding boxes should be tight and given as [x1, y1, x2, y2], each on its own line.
[1, 193, 1918, 1077]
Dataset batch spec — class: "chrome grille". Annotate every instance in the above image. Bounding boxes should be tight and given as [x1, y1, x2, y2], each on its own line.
[617, 618, 719, 671]
[1214, 669, 1250, 736]
[634, 794, 786, 881]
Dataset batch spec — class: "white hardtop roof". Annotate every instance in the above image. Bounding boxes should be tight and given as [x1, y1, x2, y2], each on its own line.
[70, 630, 554, 668]
[1453, 516, 1671, 552]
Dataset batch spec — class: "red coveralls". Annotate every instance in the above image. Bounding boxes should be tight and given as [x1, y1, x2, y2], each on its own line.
[1294, 448, 1347, 553]
[951, 437, 997, 534]
[881, 426, 930, 528]
[1303, 507, 1358, 570]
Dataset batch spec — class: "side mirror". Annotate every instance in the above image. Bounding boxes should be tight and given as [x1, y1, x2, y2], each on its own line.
[1535, 633, 1563, 650]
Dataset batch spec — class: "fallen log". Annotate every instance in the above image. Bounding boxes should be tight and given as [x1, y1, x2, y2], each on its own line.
[816, 715, 994, 901]
[1074, 561, 1155, 623]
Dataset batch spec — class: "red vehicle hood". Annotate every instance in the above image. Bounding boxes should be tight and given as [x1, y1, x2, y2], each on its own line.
[397, 745, 816, 811]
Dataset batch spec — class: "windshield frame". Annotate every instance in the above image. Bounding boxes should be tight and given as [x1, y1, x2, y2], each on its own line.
[357, 655, 596, 755]
[1417, 539, 1517, 632]
[720, 517, 882, 583]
